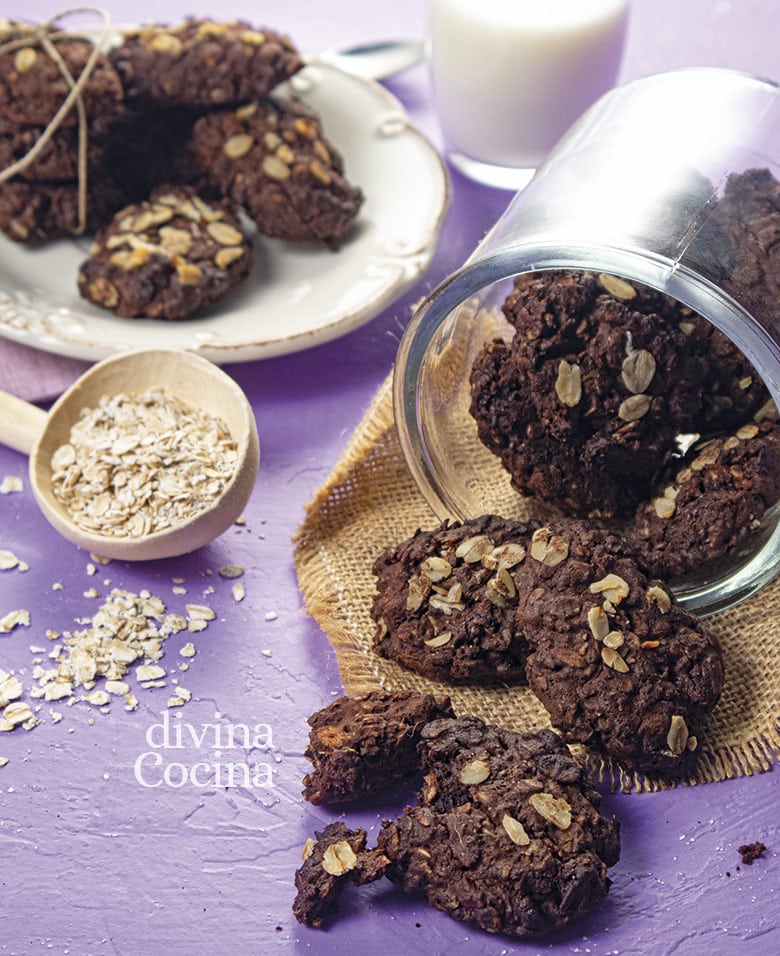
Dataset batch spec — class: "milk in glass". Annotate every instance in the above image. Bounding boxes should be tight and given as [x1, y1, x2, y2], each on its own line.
[429, 0, 629, 183]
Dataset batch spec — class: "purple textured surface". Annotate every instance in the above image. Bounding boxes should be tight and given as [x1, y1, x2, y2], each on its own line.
[0, 2, 778, 954]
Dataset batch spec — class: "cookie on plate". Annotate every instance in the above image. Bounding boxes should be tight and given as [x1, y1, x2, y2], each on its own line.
[515, 521, 724, 775]
[0, 115, 110, 182]
[77, 185, 252, 319]
[0, 26, 123, 126]
[293, 822, 389, 928]
[110, 19, 302, 109]
[378, 716, 621, 937]
[370, 515, 539, 684]
[625, 419, 780, 580]
[0, 174, 127, 243]
[302, 690, 454, 805]
[192, 97, 363, 249]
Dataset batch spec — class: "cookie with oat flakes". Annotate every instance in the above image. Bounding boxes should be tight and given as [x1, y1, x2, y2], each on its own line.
[514, 521, 724, 775]
[377, 716, 621, 937]
[370, 515, 539, 684]
[191, 97, 363, 249]
[0, 173, 128, 243]
[110, 19, 302, 109]
[625, 419, 780, 580]
[77, 185, 252, 320]
[0, 25, 123, 126]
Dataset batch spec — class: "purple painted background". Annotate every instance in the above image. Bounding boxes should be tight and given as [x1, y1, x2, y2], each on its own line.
[0, 2, 777, 953]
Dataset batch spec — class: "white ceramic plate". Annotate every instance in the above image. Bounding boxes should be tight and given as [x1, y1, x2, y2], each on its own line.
[0, 61, 449, 363]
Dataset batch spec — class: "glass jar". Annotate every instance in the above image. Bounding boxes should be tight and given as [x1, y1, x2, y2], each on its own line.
[394, 67, 780, 616]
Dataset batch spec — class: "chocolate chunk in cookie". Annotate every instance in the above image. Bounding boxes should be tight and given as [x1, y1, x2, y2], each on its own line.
[111, 19, 302, 109]
[0, 174, 127, 243]
[371, 515, 539, 684]
[515, 521, 724, 775]
[192, 98, 363, 249]
[302, 690, 454, 805]
[293, 822, 389, 928]
[378, 716, 620, 937]
[625, 419, 780, 580]
[77, 186, 252, 319]
[0, 26, 123, 126]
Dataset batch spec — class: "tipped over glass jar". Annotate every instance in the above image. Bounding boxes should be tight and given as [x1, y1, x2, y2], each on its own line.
[394, 68, 780, 616]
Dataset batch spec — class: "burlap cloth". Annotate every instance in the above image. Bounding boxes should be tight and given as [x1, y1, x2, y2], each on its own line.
[293, 371, 780, 792]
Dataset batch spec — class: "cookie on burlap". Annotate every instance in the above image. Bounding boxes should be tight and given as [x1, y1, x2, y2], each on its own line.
[293, 822, 389, 928]
[0, 26, 123, 125]
[302, 690, 454, 805]
[371, 515, 539, 684]
[110, 19, 302, 109]
[625, 419, 780, 580]
[192, 97, 363, 249]
[77, 185, 252, 319]
[515, 521, 724, 775]
[0, 174, 127, 243]
[378, 716, 621, 937]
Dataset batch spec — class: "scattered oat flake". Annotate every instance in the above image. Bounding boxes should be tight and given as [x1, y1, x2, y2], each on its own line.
[136, 664, 166, 682]
[167, 696, 186, 708]
[261, 649, 272, 657]
[124, 694, 138, 711]
[0, 675, 23, 707]
[0, 609, 30, 633]
[232, 582, 245, 602]
[49, 710, 63, 723]
[86, 563, 97, 576]
[235, 515, 247, 525]
[0, 476, 22, 494]
[219, 564, 244, 579]
[0, 550, 22, 571]
[188, 619, 208, 633]
[265, 611, 278, 622]
[52, 582, 63, 591]
[0, 756, 8, 766]
[4, 700, 34, 726]
[172, 586, 187, 595]
[83, 588, 100, 599]
[84, 690, 111, 707]
[175, 686, 191, 702]
[179, 643, 196, 658]
[187, 604, 215, 621]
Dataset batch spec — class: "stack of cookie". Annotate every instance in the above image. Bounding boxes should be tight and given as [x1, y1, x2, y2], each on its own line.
[0, 18, 365, 320]
[0, 24, 126, 241]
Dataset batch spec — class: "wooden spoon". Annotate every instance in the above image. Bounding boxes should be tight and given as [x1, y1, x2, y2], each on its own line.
[0, 348, 260, 561]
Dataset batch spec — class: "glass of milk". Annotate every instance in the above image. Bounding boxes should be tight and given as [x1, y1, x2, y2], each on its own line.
[428, 0, 629, 188]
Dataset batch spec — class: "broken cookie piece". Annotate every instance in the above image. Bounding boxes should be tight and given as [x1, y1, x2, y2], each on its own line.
[292, 822, 389, 928]
[302, 690, 454, 805]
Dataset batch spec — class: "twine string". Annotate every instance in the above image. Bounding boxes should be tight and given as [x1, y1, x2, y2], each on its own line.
[0, 8, 113, 233]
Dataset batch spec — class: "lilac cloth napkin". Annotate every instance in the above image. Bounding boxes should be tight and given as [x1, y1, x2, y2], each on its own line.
[0, 337, 89, 404]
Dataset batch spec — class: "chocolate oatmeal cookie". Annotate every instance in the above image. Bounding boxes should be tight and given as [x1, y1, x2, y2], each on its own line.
[0, 116, 110, 182]
[515, 521, 724, 775]
[378, 716, 621, 937]
[110, 19, 302, 109]
[625, 420, 780, 580]
[77, 185, 252, 319]
[470, 270, 712, 518]
[192, 97, 363, 248]
[302, 690, 454, 805]
[0, 174, 127, 243]
[293, 822, 389, 928]
[0, 27, 123, 126]
[370, 515, 539, 684]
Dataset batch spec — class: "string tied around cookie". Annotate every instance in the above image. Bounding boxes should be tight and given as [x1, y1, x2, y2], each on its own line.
[0, 7, 114, 234]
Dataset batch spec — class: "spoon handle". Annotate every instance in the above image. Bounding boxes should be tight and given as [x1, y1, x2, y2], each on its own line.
[0, 389, 48, 456]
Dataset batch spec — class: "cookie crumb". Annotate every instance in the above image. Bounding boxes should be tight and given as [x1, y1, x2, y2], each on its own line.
[738, 842, 766, 865]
